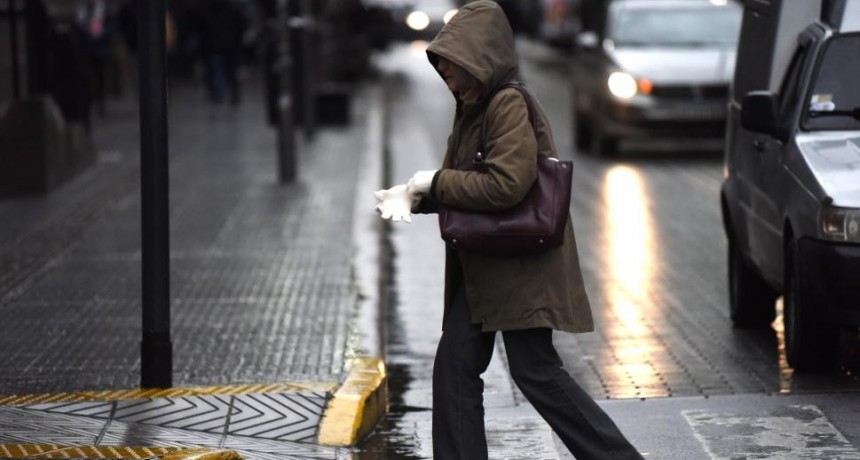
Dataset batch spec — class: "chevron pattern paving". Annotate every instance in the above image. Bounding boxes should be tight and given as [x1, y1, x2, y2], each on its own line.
[113, 395, 232, 434]
[227, 393, 325, 442]
[0, 407, 105, 446]
[13, 392, 327, 443]
[0, 389, 345, 460]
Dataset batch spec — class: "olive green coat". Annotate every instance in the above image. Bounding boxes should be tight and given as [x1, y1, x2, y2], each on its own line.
[423, 0, 593, 333]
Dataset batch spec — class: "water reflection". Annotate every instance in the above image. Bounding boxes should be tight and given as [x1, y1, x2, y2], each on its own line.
[409, 40, 429, 56]
[600, 165, 664, 397]
[773, 297, 795, 393]
[602, 165, 654, 333]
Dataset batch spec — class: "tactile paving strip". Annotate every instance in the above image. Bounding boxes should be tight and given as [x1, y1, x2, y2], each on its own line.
[0, 444, 240, 459]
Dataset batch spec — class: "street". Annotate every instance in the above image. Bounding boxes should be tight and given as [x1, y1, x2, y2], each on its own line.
[2, 22, 860, 460]
[355, 39, 860, 459]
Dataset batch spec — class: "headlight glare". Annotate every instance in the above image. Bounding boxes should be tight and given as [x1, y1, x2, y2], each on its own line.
[820, 207, 860, 242]
[608, 72, 638, 99]
[406, 11, 430, 31]
[443, 9, 458, 23]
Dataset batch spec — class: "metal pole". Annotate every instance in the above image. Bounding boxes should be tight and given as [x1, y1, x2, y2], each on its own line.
[300, 0, 315, 139]
[138, 0, 172, 388]
[10, 0, 21, 100]
[277, 0, 297, 182]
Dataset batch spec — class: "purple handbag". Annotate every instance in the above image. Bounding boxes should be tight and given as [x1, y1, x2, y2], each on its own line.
[438, 82, 573, 257]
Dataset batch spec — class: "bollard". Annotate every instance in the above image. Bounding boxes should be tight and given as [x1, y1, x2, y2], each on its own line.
[138, 0, 173, 389]
[276, 0, 297, 183]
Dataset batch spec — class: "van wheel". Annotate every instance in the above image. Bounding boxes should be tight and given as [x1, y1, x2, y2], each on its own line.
[783, 239, 838, 372]
[728, 240, 776, 327]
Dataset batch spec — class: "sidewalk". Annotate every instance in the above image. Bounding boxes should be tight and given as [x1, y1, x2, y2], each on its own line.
[0, 77, 386, 458]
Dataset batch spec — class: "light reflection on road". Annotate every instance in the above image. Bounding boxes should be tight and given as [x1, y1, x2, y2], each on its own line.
[603, 165, 654, 335]
[600, 165, 665, 398]
[774, 298, 795, 393]
[409, 40, 430, 56]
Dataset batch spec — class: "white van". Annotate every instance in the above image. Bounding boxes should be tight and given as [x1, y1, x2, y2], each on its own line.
[722, 0, 860, 371]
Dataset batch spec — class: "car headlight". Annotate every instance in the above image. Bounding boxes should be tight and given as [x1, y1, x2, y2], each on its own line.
[820, 206, 860, 242]
[443, 8, 458, 23]
[406, 11, 430, 31]
[607, 72, 638, 99]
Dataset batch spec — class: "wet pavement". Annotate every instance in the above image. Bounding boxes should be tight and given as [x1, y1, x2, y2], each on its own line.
[0, 74, 383, 457]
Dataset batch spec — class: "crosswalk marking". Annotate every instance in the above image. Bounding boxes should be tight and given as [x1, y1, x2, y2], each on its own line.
[684, 405, 860, 459]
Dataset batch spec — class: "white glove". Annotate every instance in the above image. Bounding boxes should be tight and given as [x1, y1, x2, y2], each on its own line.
[406, 170, 437, 197]
[373, 184, 414, 223]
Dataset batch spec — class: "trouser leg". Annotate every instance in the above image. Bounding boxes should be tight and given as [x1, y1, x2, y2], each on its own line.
[432, 287, 496, 460]
[503, 329, 643, 460]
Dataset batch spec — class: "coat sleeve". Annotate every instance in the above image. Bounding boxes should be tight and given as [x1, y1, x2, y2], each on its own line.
[432, 89, 538, 212]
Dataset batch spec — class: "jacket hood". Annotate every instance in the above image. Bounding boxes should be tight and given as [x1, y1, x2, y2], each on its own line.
[426, 0, 518, 97]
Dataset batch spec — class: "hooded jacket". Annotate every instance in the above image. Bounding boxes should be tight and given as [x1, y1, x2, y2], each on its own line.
[423, 0, 593, 333]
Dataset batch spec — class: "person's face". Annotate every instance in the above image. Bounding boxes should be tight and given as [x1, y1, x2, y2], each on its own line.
[436, 56, 470, 93]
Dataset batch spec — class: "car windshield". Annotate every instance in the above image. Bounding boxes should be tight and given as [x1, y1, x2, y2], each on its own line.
[611, 6, 741, 47]
[804, 34, 860, 131]
[409, 0, 454, 16]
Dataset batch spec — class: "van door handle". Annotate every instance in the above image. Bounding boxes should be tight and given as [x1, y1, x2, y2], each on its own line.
[753, 139, 766, 151]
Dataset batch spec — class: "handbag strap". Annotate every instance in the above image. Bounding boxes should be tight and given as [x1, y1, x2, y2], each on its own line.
[477, 81, 537, 162]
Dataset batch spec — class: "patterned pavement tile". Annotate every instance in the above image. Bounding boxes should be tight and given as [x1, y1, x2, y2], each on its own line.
[0, 407, 106, 446]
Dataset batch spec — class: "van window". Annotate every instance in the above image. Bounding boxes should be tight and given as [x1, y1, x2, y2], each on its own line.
[803, 34, 860, 131]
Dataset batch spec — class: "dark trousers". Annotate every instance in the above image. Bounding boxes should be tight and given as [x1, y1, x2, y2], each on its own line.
[433, 287, 643, 460]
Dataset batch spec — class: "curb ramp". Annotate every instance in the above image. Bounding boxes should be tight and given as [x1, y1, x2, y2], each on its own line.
[0, 358, 387, 459]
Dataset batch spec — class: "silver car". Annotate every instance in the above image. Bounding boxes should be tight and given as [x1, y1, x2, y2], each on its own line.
[571, 0, 742, 155]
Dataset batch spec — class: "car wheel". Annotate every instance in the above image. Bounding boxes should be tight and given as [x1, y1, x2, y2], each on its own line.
[590, 122, 618, 157]
[574, 110, 592, 152]
[571, 88, 592, 153]
[783, 239, 839, 372]
[728, 239, 777, 327]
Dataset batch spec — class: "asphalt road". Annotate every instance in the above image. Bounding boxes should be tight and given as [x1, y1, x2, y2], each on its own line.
[354, 39, 860, 459]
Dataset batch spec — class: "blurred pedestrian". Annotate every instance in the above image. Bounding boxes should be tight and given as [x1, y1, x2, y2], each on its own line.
[373, 1, 644, 459]
[195, 0, 247, 105]
[76, 0, 114, 116]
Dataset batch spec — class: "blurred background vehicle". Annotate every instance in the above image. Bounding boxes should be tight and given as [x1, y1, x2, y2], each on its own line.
[569, 0, 743, 156]
[378, 0, 459, 42]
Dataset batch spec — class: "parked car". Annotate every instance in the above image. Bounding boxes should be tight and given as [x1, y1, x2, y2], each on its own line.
[570, 0, 742, 155]
[722, 0, 860, 371]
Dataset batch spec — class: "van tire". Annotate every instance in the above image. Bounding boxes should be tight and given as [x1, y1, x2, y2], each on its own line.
[728, 240, 777, 327]
[783, 239, 839, 372]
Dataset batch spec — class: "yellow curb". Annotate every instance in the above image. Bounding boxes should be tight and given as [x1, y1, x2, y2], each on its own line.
[317, 357, 388, 446]
[0, 445, 241, 459]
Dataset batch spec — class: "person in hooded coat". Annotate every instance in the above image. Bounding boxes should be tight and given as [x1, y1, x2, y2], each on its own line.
[374, 1, 644, 458]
